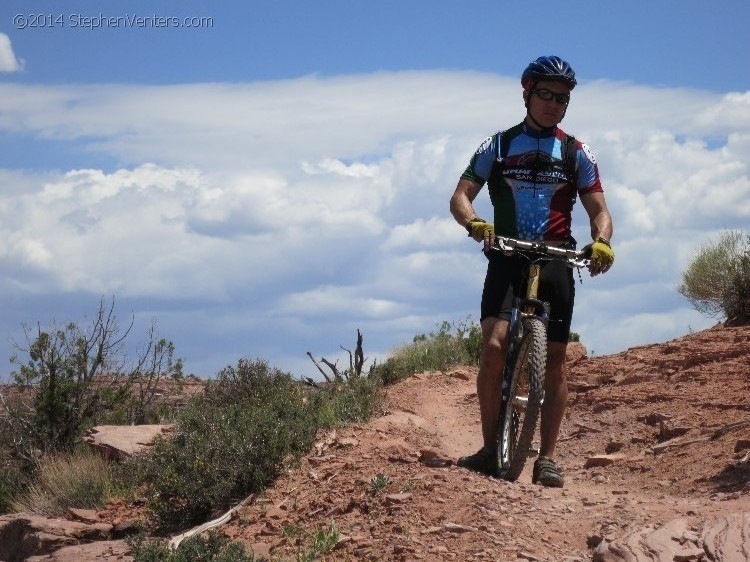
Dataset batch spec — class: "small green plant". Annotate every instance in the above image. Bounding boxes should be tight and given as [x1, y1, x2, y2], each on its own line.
[282, 522, 304, 540]
[297, 518, 340, 562]
[369, 473, 390, 494]
[13, 448, 121, 516]
[128, 531, 254, 562]
[401, 480, 418, 493]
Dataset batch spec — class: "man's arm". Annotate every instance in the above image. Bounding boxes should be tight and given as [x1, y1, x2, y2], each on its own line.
[580, 191, 614, 276]
[580, 191, 613, 242]
[450, 178, 484, 232]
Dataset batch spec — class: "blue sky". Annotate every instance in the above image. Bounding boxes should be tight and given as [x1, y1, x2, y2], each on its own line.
[1, 1, 749, 379]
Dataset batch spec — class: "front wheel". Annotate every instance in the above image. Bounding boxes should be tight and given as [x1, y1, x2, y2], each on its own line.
[496, 317, 547, 481]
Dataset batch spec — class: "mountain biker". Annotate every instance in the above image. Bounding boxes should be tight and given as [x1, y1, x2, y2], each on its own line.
[449, 55, 614, 487]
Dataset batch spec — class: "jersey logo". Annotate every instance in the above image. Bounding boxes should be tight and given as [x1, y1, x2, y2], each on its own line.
[581, 143, 597, 165]
[476, 136, 493, 155]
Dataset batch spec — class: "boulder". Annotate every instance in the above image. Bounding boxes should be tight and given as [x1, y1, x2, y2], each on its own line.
[566, 342, 588, 365]
[0, 513, 113, 562]
[84, 424, 175, 460]
[26, 540, 132, 561]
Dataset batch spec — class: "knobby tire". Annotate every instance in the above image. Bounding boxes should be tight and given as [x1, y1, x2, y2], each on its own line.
[496, 316, 547, 481]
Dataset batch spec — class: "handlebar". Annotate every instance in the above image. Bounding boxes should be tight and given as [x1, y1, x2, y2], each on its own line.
[490, 236, 590, 269]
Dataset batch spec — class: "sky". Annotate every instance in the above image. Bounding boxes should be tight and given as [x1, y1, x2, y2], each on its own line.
[1, 1, 749, 380]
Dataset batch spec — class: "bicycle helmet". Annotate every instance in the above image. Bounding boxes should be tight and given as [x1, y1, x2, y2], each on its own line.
[521, 56, 577, 90]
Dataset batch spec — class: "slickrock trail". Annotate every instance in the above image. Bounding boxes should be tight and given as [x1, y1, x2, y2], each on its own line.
[2, 325, 748, 561]
[218, 324, 750, 561]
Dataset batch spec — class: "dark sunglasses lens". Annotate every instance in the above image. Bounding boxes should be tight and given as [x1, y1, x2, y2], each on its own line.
[535, 89, 569, 104]
[536, 89, 553, 101]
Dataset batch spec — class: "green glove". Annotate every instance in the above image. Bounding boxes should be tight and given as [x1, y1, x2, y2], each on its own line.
[589, 237, 614, 273]
[467, 218, 494, 239]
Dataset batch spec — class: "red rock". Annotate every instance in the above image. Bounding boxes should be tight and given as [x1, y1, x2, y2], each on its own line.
[584, 454, 627, 468]
[0, 513, 113, 561]
[84, 424, 175, 461]
[65, 508, 99, 524]
[418, 448, 453, 468]
[566, 342, 588, 364]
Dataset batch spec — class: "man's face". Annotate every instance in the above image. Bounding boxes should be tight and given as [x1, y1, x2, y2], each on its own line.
[525, 80, 571, 128]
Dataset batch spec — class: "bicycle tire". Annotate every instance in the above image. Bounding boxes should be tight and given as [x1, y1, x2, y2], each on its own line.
[496, 316, 547, 481]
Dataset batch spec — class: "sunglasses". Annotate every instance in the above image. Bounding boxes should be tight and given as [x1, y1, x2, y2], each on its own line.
[532, 88, 570, 105]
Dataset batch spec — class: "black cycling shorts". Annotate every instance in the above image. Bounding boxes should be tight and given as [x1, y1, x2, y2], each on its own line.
[480, 253, 575, 343]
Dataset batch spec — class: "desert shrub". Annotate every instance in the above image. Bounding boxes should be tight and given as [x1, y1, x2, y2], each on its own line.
[128, 531, 254, 562]
[372, 319, 482, 384]
[13, 448, 121, 516]
[134, 358, 318, 528]
[313, 374, 384, 427]
[3, 299, 182, 466]
[678, 230, 750, 326]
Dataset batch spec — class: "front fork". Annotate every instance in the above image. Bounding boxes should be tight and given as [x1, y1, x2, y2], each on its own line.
[502, 263, 550, 401]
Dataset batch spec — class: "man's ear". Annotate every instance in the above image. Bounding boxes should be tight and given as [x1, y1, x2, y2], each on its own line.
[523, 89, 529, 108]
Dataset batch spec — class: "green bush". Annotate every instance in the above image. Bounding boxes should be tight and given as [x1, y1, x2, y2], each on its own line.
[129, 531, 255, 562]
[678, 230, 750, 326]
[134, 359, 319, 528]
[372, 319, 481, 384]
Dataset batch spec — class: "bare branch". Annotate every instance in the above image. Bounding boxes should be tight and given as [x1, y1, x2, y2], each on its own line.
[306, 351, 333, 383]
[320, 358, 342, 382]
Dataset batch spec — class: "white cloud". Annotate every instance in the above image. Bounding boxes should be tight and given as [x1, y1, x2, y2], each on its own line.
[0, 34, 23, 72]
[0, 72, 748, 377]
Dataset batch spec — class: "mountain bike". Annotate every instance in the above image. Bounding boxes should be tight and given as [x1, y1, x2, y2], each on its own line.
[491, 236, 589, 481]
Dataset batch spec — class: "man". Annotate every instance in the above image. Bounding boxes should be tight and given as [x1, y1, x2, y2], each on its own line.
[449, 55, 614, 487]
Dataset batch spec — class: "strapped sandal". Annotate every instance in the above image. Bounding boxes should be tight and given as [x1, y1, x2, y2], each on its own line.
[533, 455, 564, 488]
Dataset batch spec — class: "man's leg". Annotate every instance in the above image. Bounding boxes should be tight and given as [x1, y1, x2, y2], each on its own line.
[477, 317, 510, 448]
[540, 342, 568, 456]
[534, 341, 568, 487]
[457, 317, 508, 475]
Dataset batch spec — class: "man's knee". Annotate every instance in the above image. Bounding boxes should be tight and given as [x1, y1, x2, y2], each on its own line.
[480, 318, 509, 366]
[545, 342, 568, 387]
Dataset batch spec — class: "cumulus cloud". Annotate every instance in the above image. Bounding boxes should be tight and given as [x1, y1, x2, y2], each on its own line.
[0, 34, 23, 72]
[0, 71, 748, 377]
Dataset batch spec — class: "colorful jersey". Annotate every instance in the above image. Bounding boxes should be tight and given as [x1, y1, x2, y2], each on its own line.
[461, 122, 603, 241]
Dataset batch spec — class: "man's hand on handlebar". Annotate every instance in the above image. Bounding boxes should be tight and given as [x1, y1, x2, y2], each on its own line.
[467, 218, 495, 251]
[584, 237, 614, 276]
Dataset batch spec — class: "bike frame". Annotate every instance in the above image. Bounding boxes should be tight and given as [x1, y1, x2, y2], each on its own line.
[493, 237, 588, 479]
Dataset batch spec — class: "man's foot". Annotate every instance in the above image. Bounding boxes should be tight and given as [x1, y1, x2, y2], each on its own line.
[457, 447, 498, 477]
[532, 455, 564, 487]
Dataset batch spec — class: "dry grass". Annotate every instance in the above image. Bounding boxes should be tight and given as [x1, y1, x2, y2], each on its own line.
[13, 448, 120, 516]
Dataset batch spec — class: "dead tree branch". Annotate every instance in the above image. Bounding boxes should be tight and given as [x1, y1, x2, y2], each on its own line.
[306, 351, 333, 384]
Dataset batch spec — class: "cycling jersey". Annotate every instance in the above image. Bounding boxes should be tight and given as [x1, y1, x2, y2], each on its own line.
[461, 122, 603, 241]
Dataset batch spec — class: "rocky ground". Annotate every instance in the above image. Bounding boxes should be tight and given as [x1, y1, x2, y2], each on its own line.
[2, 324, 749, 561]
